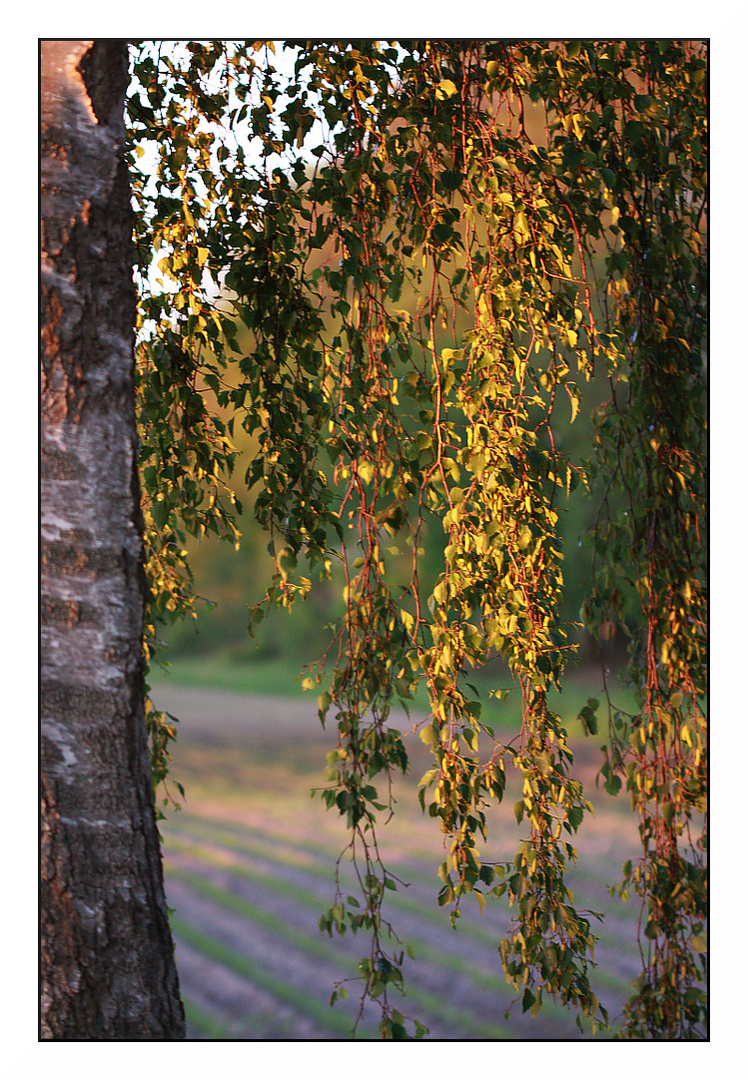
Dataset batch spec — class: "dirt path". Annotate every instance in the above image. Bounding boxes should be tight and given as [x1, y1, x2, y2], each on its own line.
[150, 683, 334, 738]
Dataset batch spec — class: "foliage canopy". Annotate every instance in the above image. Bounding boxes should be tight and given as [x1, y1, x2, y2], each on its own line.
[127, 39, 707, 1039]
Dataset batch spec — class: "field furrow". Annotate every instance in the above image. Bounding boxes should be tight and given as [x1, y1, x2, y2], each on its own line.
[154, 682, 645, 1040]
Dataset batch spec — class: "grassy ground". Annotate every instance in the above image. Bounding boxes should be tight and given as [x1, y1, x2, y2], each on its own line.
[151, 650, 636, 739]
[151, 658, 645, 1041]
[150, 653, 315, 700]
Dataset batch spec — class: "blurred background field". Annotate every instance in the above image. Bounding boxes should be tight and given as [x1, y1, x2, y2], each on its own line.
[151, 665, 644, 1041]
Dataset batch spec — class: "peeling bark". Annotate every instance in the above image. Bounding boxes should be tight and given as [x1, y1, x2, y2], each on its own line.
[40, 40, 185, 1039]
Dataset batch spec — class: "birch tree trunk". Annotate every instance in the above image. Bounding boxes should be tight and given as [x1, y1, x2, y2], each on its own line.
[40, 40, 185, 1039]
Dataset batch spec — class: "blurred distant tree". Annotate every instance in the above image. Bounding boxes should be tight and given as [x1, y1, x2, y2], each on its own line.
[40, 40, 185, 1039]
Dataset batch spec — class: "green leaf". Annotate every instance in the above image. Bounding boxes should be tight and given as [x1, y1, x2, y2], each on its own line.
[579, 705, 598, 736]
[152, 500, 170, 529]
[479, 864, 495, 886]
[441, 169, 463, 192]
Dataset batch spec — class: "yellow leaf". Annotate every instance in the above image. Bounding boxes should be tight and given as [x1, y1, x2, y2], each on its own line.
[513, 210, 530, 243]
[566, 385, 580, 423]
[437, 79, 458, 100]
[420, 724, 438, 748]
[358, 460, 375, 485]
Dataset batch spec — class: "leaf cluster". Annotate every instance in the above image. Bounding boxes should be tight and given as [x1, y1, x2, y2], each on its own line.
[127, 39, 707, 1039]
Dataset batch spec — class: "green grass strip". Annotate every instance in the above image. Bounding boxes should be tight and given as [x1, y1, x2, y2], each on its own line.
[169, 835, 632, 1034]
[171, 914, 369, 1038]
[167, 826, 637, 1000]
[167, 823, 511, 947]
[169, 864, 338, 963]
[151, 657, 311, 699]
[171, 838, 619, 1034]
[169, 866, 513, 1038]
[181, 995, 232, 1039]
[169, 835, 509, 984]
[169, 807, 640, 927]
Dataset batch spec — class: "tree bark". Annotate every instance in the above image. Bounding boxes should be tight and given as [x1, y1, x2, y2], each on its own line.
[40, 40, 185, 1039]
